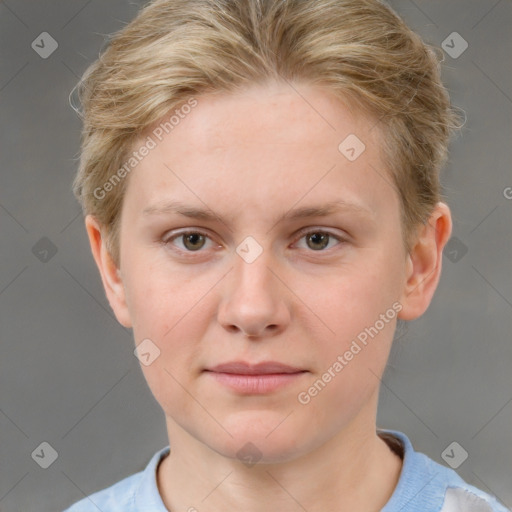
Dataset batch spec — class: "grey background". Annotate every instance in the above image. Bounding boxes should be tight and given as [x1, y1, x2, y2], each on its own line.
[0, 1, 510, 511]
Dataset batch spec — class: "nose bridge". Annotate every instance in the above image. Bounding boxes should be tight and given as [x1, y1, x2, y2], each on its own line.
[232, 236, 278, 301]
[218, 236, 288, 337]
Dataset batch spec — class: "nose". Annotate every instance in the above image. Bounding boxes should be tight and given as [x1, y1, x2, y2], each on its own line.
[217, 247, 290, 339]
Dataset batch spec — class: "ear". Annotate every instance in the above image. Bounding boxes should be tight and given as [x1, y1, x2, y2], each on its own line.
[398, 202, 452, 321]
[85, 215, 132, 328]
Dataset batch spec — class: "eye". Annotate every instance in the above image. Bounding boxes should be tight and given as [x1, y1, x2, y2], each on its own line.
[294, 229, 345, 252]
[163, 230, 216, 253]
[162, 228, 346, 256]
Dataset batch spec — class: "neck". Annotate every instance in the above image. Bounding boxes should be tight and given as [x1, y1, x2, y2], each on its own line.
[157, 402, 402, 512]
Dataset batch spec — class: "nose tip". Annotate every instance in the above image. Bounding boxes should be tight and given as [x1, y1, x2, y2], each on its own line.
[218, 252, 290, 340]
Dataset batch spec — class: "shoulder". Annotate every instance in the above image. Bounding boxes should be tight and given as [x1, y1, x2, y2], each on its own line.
[380, 430, 510, 512]
[62, 446, 170, 512]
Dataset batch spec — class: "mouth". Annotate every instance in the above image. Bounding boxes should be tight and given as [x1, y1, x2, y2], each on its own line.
[203, 361, 308, 394]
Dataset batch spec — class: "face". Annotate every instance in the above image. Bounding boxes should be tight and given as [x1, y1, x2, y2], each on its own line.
[111, 81, 412, 462]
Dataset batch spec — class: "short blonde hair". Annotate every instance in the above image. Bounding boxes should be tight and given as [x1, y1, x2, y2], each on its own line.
[72, 0, 462, 267]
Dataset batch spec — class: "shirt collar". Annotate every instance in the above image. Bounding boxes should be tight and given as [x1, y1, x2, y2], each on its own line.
[134, 445, 171, 511]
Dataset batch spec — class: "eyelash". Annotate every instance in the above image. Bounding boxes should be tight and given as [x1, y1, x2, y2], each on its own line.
[161, 228, 347, 257]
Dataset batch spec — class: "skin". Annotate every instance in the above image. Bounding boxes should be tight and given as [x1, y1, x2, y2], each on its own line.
[86, 80, 452, 511]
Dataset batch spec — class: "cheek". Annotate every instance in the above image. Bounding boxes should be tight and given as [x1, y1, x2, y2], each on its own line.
[139, 357, 202, 430]
[128, 279, 210, 416]
[298, 312, 396, 427]
[315, 263, 397, 335]
[304, 257, 400, 386]
[123, 252, 205, 336]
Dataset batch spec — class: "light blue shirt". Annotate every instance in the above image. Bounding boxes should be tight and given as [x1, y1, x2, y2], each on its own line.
[63, 430, 509, 511]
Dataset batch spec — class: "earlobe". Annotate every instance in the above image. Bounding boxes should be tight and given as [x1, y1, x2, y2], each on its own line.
[85, 215, 132, 328]
[398, 202, 452, 321]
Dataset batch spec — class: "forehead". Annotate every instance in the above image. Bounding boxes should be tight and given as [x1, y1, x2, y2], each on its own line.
[123, 81, 395, 224]
[164, 82, 377, 155]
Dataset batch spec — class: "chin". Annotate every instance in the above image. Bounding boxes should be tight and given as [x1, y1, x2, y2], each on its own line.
[204, 416, 314, 465]
[213, 438, 306, 465]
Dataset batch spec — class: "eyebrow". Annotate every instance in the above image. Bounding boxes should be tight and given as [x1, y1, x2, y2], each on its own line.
[142, 199, 375, 225]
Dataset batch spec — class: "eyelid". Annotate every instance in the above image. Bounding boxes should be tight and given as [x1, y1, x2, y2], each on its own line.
[162, 228, 211, 243]
[161, 229, 219, 252]
[293, 226, 348, 243]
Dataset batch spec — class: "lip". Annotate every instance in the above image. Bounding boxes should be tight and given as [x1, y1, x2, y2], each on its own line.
[204, 361, 308, 394]
[206, 361, 305, 375]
